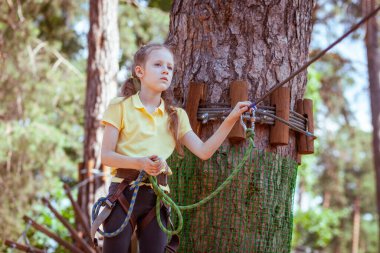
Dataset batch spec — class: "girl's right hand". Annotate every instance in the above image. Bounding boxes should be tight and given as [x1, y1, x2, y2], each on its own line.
[139, 155, 162, 176]
[226, 101, 252, 122]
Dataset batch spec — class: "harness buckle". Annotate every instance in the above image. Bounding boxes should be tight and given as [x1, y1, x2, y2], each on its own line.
[104, 199, 115, 209]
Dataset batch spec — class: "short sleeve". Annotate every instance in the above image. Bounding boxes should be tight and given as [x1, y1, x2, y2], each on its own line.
[177, 108, 193, 139]
[101, 97, 125, 131]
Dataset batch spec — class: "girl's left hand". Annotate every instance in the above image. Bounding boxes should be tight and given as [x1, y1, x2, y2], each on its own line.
[226, 101, 252, 122]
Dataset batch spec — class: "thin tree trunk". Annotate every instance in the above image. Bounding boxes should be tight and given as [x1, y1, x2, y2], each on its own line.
[322, 191, 331, 208]
[364, 0, 380, 250]
[167, 1, 314, 252]
[84, 0, 119, 210]
[351, 197, 361, 253]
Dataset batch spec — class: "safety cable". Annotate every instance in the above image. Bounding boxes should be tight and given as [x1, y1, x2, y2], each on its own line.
[255, 5, 380, 105]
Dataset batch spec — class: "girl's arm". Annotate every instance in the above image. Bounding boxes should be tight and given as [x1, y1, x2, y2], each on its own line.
[101, 124, 162, 175]
[181, 101, 251, 160]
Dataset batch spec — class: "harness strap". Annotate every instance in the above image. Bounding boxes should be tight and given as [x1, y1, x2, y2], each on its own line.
[138, 202, 161, 232]
[91, 206, 112, 245]
[91, 179, 137, 245]
[137, 201, 180, 252]
[165, 235, 180, 253]
[117, 192, 137, 231]
[108, 179, 129, 203]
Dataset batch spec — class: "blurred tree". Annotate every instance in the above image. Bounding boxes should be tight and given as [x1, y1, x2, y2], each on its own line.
[294, 54, 377, 252]
[0, 0, 171, 251]
[363, 0, 380, 250]
[293, 1, 379, 252]
[118, 2, 169, 72]
[0, 1, 86, 251]
[83, 0, 119, 215]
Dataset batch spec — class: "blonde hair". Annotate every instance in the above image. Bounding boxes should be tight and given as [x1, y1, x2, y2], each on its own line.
[121, 43, 184, 156]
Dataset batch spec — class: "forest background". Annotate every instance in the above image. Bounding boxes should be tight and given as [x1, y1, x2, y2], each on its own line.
[0, 0, 378, 252]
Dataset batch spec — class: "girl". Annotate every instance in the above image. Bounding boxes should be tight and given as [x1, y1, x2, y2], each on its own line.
[100, 43, 251, 253]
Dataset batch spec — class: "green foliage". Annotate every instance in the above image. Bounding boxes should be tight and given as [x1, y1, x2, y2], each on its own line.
[293, 207, 348, 249]
[361, 217, 379, 253]
[294, 4, 378, 251]
[0, 1, 170, 251]
[147, 0, 173, 12]
[0, 0, 85, 251]
[24, 180, 75, 253]
[306, 66, 322, 111]
[118, 4, 170, 68]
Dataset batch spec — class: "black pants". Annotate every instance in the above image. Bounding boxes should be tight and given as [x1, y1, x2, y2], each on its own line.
[102, 183, 168, 253]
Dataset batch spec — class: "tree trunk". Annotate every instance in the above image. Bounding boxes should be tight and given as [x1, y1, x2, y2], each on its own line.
[364, 0, 380, 250]
[167, 1, 314, 252]
[168, 0, 313, 156]
[351, 197, 361, 253]
[84, 0, 119, 210]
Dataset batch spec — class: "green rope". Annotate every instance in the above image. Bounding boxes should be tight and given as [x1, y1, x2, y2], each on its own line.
[148, 128, 255, 236]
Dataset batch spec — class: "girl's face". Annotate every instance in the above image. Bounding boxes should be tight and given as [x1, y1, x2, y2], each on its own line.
[136, 48, 174, 93]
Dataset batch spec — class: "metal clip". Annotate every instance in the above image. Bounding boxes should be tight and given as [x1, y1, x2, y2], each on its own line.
[200, 113, 209, 124]
[239, 115, 247, 132]
[250, 108, 256, 132]
[240, 103, 256, 131]
[104, 199, 115, 209]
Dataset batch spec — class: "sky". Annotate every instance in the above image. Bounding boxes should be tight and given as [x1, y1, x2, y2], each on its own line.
[311, 4, 373, 133]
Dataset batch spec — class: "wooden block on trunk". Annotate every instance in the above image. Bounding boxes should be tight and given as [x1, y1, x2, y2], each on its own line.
[270, 87, 290, 145]
[228, 80, 249, 143]
[296, 99, 314, 154]
[185, 82, 206, 136]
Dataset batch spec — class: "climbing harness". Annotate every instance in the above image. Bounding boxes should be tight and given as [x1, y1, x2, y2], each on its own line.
[91, 171, 145, 241]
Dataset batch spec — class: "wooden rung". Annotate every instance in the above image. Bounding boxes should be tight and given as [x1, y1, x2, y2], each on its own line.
[296, 99, 315, 154]
[185, 82, 206, 136]
[23, 216, 83, 253]
[63, 184, 92, 241]
[228, 80, 249, 143]
[77, 162, 84, 210]
[269, 87, 290, 145]
[42, 197, 95, 253]
[4, 240, 46, 253]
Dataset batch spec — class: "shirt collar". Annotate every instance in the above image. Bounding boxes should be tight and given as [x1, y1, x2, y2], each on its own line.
[132, 91, 165, 115]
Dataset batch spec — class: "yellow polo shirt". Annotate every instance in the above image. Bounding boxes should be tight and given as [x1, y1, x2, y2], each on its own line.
[101, 92, 193, 175]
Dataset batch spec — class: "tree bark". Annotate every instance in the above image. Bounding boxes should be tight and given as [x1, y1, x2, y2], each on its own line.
[364, 0, 380, 250]
[84, 0, 119, 209]
[167, 0, 313, 156]
[167, 1, 314, 252]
